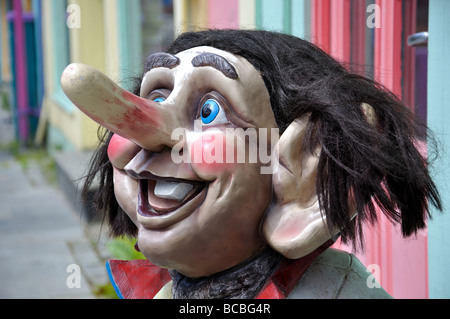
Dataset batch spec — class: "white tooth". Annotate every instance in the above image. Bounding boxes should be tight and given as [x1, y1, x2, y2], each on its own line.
[154, 180, 194, 201]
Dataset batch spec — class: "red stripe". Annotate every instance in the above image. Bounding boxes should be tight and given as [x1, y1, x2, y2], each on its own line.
[330, 0, 351, 63]
[311, 0, 331, 53]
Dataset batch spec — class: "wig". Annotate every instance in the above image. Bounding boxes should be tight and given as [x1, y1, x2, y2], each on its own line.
[83, 29, 442, 249]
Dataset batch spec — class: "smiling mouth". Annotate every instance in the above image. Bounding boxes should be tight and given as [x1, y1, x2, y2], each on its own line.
[137, 177, 207, 217]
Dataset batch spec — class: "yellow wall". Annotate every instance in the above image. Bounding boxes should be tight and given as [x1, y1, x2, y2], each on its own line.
[42, 0, 144, 151]
[68, 0, 106, 72]
[173, 0, 188, 35]
[42, 0, 105, 151]
[173, 0, 257, 36]
[102, 0, 120, 83]
[70, 0, 107, 150]
[174, 0, 209, 36]
[1, 0, 11, 82]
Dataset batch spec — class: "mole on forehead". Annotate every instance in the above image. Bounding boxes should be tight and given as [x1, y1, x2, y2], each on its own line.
[144, 51, 238, 80]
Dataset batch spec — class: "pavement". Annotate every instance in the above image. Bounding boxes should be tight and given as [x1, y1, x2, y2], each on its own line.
[0, 108, 112, 299]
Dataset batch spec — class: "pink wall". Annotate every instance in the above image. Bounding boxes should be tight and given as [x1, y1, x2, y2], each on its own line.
[313, 0, 429, 298]
[310, 0, 331, 52]
[329, 0, 350, 63]
[208, 0, 239, 29]
[373, 0, 428, 298]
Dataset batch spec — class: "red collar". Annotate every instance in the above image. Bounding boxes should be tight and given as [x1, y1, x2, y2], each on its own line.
[106, 259, 171, 299]
[107, 241, 332, 299]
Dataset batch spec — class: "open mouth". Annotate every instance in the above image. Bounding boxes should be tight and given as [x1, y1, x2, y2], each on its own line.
[138, 177, 207, 217]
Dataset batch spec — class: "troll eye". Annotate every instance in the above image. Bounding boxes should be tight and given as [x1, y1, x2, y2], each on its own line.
[153, 97, 166, 103]
[200, 99, 228, 125]
[147, 88, 170, 102]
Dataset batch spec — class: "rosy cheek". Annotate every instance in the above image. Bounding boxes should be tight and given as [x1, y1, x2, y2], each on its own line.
[189, 132, 236, 177]
[107, 134, 141, 169]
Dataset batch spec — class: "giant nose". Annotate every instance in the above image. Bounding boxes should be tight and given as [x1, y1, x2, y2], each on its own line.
[61, 63, 180, 152]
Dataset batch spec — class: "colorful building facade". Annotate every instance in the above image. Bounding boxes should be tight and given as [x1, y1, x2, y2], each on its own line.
[1, 0, 449, 299]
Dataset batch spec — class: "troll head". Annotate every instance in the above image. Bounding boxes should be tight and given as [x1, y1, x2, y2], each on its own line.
[61, 30, 441, 298]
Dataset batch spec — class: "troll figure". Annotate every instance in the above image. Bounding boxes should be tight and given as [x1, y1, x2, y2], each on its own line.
[61, 30, 441, 299]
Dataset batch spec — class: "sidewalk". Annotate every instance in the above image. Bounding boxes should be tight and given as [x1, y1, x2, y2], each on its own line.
[0, 110, 111, 299]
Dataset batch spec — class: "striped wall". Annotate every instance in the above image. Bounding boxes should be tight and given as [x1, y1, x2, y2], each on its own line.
[174, 0, 310, 39]
[307, 0, 427, 299]
[173, 0, 448, 299]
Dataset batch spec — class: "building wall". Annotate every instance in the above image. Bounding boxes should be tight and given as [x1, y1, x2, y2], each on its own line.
[40, 0, 143, 151]
[427, 0, 450, 299]
[172, 0, 449, 299]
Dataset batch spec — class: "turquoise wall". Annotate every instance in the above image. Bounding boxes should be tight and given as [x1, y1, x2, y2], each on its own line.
[427, 0, 450, 299]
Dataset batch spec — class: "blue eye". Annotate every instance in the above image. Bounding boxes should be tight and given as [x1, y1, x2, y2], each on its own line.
[201, 99, 221, 124]
[153, 97, 165, 103]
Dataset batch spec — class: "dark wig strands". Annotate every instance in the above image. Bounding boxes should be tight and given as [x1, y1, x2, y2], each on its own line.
[82, 29, 441, 249]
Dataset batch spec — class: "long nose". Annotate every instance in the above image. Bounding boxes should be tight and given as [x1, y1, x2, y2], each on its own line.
[61, 63, 180, 152]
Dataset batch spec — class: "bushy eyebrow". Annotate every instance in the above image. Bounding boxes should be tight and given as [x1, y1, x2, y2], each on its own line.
[144, 52, 180, 72]
[191, 52, 238, 79]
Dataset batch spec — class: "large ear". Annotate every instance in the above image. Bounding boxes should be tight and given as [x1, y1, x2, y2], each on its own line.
[262, 115, 356, 259]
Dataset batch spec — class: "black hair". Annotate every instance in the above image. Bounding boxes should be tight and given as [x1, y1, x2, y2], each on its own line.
[83, 29, 441, 249]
